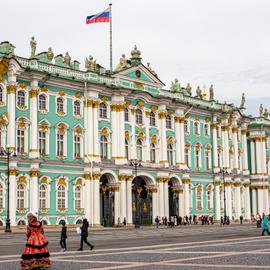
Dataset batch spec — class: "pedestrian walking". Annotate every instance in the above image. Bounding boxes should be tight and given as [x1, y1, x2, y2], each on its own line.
[240, 215, 243, 225]
[78, 218, 94, 251]
[21, 213, 51, 270]
[155, 216, 159, 228]
[220, 216, 224, 226]
[59, 220, 67, 251]
[261, 215, 270, 236]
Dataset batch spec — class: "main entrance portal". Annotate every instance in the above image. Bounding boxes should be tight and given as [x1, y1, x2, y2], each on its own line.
[132, 177, 152, 225]
[169, 180, 179, 219]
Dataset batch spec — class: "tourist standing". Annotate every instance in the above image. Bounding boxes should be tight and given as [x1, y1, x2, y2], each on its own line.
[155, 216, 159, 228]
[78, 219, 94, 251]
[21, 213, 51, 270]
[261, 215, 270, 236]
[59, 220, 67, 251]
[240, 215, 243, 225]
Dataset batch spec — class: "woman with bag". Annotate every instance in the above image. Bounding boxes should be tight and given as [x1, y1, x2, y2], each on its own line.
[78, 219, 94, 251]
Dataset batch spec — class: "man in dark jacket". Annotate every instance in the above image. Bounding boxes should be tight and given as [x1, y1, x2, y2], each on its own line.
[59, 220, 67, 251]
[78, 219, 94, 251]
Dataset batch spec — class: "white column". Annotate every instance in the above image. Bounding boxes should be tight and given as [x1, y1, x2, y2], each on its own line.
[179, 119, 185, 167]
[178, 190, 185, 217]
[225, 181, 232, 219]
[114, 187, 120, 225]
[118, 105, 126, 164]
[241, 130, 249, 173]
[164, 180, 169, 218]
[250, 140, 256, 174]
[151, 189, 158, 224]
[29, 169, 39, 215]
[29, 80, 39, 159]
[7, 74, 16, 150]
[183, 178, 190, 216]
[175, 117, 181, 166]
[144, 112, 150, 162]
[93, 176, 100, 225]
[130, 109, 136, 159]
[212, 124, 219, 171]
[262, 138, 267, 174]
[244, 183, 251, 220]
[263, 188, 269, 215]
[126, 178, 133, 224]
[214, 183, 221, 221]
[111, 106, 118, 159]
[255, 139, 262, 174]
[86, 100, 94, 159]
[234, 182, 241, 220]
[222, 125, 230, 169]
[232, 127, 239, 171]
[9, 168, 17, 226]
[158, 111, 168, 166]
[252, 188, 257, 215]
[83, 100, 89, 161]
[257, 188, 264, 215]
[84, 174, 92, 223]
[119, 176, 127, 222]
[92, 102, 100, 162]
[158, 179, 164, 218]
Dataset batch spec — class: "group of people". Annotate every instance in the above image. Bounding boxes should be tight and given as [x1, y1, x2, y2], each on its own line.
[20, 214, 94, 270]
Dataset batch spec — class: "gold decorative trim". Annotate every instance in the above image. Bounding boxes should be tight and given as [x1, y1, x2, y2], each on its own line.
[158, 112, 167, 119]
[101, 96, 108, 102]
[175, 116, 185, 123]
[182, 178, 190, 184]
[75, 92, 82, 99]
[93, 173, 101, 180]
[125, 130, 130, 138]
[40, 86, 48, 92]
[151, 134, 158, 143]
[19, 82, 27, 89]
[29, 89, 38, 98]
[17, 176, 26, 185]
[7, 85, 17, 94]
[30, 170, 39, 177]
[232, 127, 238, 133]
[58, 90, 65, 96]
[151, 105, 158, 112]
[58, 177, 67, 186]
[137, 101, 145, 108]
[40, 176, 49, 184]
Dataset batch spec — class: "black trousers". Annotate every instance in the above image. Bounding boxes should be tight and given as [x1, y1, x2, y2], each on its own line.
[262, 229, 270, 235]
[80, 236, 93, 249]
[60, 238, 67, 249]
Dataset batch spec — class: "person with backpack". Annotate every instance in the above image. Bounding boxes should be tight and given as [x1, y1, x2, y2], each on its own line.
[78, 219, 94, 251]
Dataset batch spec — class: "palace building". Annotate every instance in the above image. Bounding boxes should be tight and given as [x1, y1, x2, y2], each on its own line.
[0, 40, 269, 226]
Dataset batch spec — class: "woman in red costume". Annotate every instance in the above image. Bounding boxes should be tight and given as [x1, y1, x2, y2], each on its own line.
[21, 213, 51, 270]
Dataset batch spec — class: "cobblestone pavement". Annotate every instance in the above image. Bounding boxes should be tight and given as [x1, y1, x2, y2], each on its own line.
[0, 224, 269, 269]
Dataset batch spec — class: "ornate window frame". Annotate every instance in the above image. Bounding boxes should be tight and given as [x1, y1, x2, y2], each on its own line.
[73, 125, 84, 159]
[73, 99, 83, 118]
[55, 96, 67, 116]
[0, 83, 7, 106]
[55, 176, 69, 212]
[56, 123, 67, 159]
[39, 176, 51, 212]
[16, 88, 28, 110]
[38, 93, 49, 114]
[16, 117, 29, 156]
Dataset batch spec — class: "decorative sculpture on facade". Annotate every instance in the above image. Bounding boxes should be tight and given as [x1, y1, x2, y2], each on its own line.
[240, 93, 246, 108]
[170, 78, 181, 93]
[259, 104, 264, 117]
[147, 62, 157, 76]
[47, 48, 54, 63]
[209, 85, 214, 100]
[30, 36, 37, 58]
[186, 83, 192, 96]
[263, 108, 269, 118]
[64, 52, 71, 67]
[196, 86, 202, 99]
[115, 54, 130, 72]
[85, 55, 98, 72]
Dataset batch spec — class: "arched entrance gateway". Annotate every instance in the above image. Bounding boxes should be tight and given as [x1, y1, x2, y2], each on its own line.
[99, 173, 117, 227]
[132, 175, 154, 225]
[168, 176, 182, 221]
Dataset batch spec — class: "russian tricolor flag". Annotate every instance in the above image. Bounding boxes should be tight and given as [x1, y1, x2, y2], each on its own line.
[86, 8, 110, 24]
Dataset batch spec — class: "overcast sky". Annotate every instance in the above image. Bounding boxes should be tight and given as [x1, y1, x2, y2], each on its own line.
[1, 0, 270, 115]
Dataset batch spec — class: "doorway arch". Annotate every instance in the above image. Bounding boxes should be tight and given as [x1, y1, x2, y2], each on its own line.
[168, 176, 181, 220]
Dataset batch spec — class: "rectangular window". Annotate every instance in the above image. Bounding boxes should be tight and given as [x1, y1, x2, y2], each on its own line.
[39, 131, 46, 155]
[57, 133, 64, 157]
[17, 129, 25, 154]
[74, 136, 81, 158]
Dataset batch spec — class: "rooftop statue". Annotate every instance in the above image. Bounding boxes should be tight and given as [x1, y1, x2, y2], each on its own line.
[209, 84, 214, 100]
[196, 86, 202, 99]
[222, 101, 228, 112]
[85, 55, 97, 72]
[186, 83, 192, 96]
[263, 108, 269, 118]
[64, 52, 71, 67]
[47, 47, 54, 63]
[259, 104, 264, 117]
[115, 54, 130, 72]
[170, 78, 181, 93]
[30, 36, 37, 58]
[147, 62, 157, 76]
[240, 93, 246, 108]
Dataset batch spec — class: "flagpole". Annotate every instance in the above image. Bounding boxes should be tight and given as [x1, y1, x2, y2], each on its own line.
[109, 2, 113, 73]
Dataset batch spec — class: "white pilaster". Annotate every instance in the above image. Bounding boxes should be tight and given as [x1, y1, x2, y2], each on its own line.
[221, 122, 230, 169]
[92, 103, 100, 162]
[178, 190, 185, 217]
[9, 168, 17, 226]
[158, 106, 168, 167]
[234, 182, 241, 220]
[241, 129, 249, 174]
[111, 107, 118, 159]
[264, 188, 269, 215]
[244, 183, 251, 220]
[212, 124, 219, 172]
[225, 180, 232, 219]
[255, 139, 262, 174]
[252, 188, 257, 215]
[250, 140, 256, 174]
[126, 178, 133, 224]
[183, 177, 190, 216]
[214, 182, 221, 221]
[130, 109, 136, 160]
[114, 187, 120, 225]
[257, 188, 264, 215]
[151, 189, 158, 223]
[93, 177, 100, 225]
[262, 138, 267, 174]
[120, 176, 127, 222]
[232, 127, 239, 171]
[29, 165, 39, 216]
[84, 174, 92, 223]
[158, 179, 164, 217]
[164, 180, 169, 218]
[144, 112, 150, 162]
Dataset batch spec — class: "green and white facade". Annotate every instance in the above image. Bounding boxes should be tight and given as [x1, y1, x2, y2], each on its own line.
[0, 41, 269, 226]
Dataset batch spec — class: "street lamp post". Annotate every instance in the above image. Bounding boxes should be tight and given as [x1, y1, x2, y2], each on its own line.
[0, 147, 16, 233]
[221, 168, 227, 225]
[130, 159, 141, 228]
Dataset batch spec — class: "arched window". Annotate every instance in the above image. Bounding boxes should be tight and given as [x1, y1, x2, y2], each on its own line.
[220, 186, 224, 210]
[17, 184, 25, 209]
[75, 186, 82, 209]
[17, 90, 26, 107]
[38, 94, 47, 110]
[74, 135, 81, 158]
[136, 139, 143, 161]
[99, 103, 107, 119]
[204, 123, 209, 136]
[231, 190, 235, 210]
[150, 112, 156, 126]
[166, 115, 172, 129]
[74, 100, 81, 116]
[125, 138, 129, 159]
[207, 189, 212, 210]
[136, 109, 143, 124]
[184, 120, 189, 133]
[217, 126, 221, 138]
[185, 147, 190, 167]
[167, 143, 173, 165]
[39, 185, 47, 209]
[0, 183, 3, 209]
[194, 121, 200, 135]
[57, 185, 66, 209]
[56, 97, 64, 113]
[57, 132, 64, 157]
[17, 129, 25, 154]
[217, 150, 222, 168]
[241, 189, 245, 210]
[39, 130, 46, 155]
[196, 187, 202, 209]
[100, 135, 108, 159]
[124, 108, 129, 122]
[195, 146, 201, 170]
[205, 150, 211, 170]
[150, 143, 156, 163]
